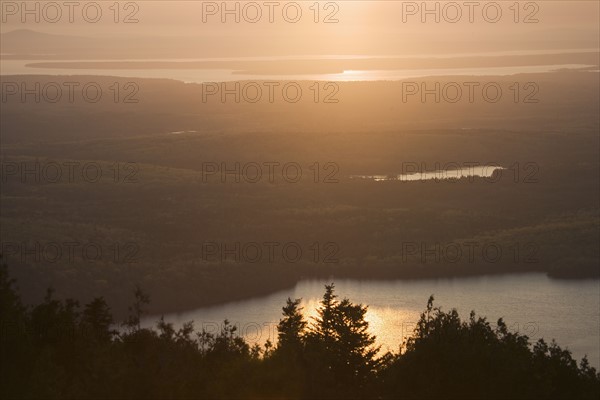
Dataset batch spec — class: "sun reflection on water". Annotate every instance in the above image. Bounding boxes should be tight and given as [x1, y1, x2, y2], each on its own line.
[299, 298, 420, 354]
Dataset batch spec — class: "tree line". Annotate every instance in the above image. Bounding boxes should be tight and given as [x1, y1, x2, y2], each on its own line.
[1, 260, 598, 399]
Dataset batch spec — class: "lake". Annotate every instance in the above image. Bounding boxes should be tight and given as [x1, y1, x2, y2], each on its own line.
[351, 165, 503, 181]
[141, 274, 600, 368]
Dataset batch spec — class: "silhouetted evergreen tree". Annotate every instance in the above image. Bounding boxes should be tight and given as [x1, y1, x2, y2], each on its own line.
[333, 298, 381, 389]
[277, 297, 307, 352]
[305, 283, 381, 398]
[269, 297, 308, 398]
[381, 295, 600, 400]
[82, 297, 114, 343]
[123, 285, 149, 332]
[0, 259, 31, 398]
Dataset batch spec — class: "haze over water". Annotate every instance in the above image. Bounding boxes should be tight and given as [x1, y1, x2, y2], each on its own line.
[1, 56, 595, 83]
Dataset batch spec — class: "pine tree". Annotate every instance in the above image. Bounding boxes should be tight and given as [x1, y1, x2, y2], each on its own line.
[277, 297, 307, 352]
[312, 283, 338, 349]
[333, 298, 380, 386]
[307, 284, 380, 397]
[82, 297, 114, 342]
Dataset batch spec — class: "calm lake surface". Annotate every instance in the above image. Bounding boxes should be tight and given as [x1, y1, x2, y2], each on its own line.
[351, 165, 503, 181]
[142, 274, 600, 368]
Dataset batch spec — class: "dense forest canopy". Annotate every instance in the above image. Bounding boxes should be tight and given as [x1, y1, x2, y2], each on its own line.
[2, 72, 598, 316]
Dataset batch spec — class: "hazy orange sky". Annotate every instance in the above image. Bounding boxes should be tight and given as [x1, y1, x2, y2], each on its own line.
[1, 1, 598, 56]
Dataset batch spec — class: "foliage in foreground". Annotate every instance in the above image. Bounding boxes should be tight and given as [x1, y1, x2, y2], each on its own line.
[1, 262, 598, 399]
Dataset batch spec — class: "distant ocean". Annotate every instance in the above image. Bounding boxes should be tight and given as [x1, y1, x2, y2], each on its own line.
[1, 51, 597, 83]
